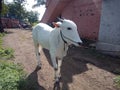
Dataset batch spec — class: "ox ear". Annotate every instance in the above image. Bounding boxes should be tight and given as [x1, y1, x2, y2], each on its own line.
[52, 22, 60, 28]
[57, 17, 64, 22]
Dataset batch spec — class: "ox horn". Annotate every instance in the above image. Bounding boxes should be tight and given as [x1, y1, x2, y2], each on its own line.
[57, 17, 64, 22]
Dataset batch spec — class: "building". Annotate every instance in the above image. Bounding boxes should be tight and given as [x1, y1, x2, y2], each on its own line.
[41, 0, 120, 57]
[41, 0, 102, 41]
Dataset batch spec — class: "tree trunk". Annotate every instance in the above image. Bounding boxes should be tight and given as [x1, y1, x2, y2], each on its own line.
[0, 0, 4, 33]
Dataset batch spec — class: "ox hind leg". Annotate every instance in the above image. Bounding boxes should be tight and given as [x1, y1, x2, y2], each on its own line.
[34, 43, 42, 68]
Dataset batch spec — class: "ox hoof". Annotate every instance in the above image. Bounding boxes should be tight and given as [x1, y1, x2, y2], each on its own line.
[53, 81, 60, 90]
[54, 76, 61, 83]
[58, 76, 62, 81]
[37, 64, 42, 69]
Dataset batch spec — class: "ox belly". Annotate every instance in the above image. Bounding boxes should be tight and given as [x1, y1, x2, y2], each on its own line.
[56, 44, 68, 58]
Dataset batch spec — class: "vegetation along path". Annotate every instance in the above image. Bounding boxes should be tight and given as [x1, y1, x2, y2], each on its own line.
[3, 29, 120, 90]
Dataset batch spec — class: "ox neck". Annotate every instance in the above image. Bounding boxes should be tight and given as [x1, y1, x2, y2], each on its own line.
[60, 30, 79, 45]
[59, 30, 68, 51]
[60, 30, 67, 44]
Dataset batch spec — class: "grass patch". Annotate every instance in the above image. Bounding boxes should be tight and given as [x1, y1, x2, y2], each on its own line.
[0, 33, 14, 59]
[114, 76, 120, 88]
[0, 48, 14, 59]
[0, 60, 26, 90]
[0, 60, 41, 90]
[0, 33, 5, 46]
[0, 33, 27, 90]
[0, 33, 39, 90]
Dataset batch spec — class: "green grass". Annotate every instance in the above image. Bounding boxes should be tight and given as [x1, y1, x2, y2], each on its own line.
[0, 33, 27, 90]
[0, 60, 27, 90]
[0, 33, 5, 46]
[0, 33, 38, 90]
[0, 48, 14, 59]
[0, 33, 14, 59]
[114, 76, 120, 88]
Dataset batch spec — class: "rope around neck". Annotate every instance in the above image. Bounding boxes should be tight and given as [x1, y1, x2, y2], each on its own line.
[60, 30, 78, 44]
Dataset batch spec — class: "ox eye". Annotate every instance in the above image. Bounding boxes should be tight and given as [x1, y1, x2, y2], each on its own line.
[67, 27, 72, 30]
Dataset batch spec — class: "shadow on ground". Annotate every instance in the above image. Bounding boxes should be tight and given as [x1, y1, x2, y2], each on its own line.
[43, 48, 88, 90]
[23, 66, 45, 90]
[43, 47, 120, 90]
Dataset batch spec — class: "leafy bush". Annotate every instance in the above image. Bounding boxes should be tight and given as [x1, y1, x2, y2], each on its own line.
[0, 60, 26, 90]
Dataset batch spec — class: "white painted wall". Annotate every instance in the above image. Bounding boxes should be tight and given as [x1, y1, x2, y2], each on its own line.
[96, 0, 120, 56]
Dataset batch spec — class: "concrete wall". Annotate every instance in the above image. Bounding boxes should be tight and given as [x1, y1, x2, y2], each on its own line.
[96, 0, 120, 56]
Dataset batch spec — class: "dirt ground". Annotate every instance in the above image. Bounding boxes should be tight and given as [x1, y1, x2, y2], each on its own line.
[3, 29, 120, 90]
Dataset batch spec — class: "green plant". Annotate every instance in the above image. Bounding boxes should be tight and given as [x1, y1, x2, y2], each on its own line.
[0, 32, 38, 90]
[114, 76, 120, 88]
[0, 33, 5, 37]
[0, 33, 5, 47]
[0, 33, 29, 90]
[0, 60, 26, 90]
[0, 48, 14, 59]
[0, 33, 14, 59]
[32, 22, 38, 26]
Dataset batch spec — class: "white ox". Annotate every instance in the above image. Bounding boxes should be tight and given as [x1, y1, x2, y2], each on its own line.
[32, 18, 82, 82]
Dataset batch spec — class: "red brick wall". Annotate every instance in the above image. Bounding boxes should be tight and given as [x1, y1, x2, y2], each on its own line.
[41, 0, 102, 41]
[1, 18, 20, 28]
[62, 0, 102, 41]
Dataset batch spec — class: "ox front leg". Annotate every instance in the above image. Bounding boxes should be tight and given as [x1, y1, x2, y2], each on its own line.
[54, 58, 62, 84]
[50, 52, 58, 69]
[57, 58, 62, 80]
[54, 58, 63, 82]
